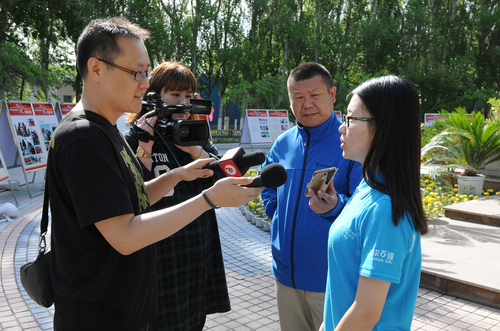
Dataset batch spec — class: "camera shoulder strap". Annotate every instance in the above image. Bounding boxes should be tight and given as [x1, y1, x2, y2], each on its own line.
[130, 125, 162, 144]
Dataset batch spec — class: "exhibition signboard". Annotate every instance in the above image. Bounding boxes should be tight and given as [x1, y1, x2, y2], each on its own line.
[3, 101, 47, 172]
[240, 109, 291, 148]
[32, 102, 58, 151]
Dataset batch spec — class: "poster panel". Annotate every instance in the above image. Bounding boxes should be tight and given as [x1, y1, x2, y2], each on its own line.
[5, 101, 47, 172]
[59, 102, 76, 118]
[32, 102, 58, 152]
[268, 110, 289, 142]
[246, 110, 272, 145]
[424, 113, 444, 126]
[335, 111, 341, 120]
[0, 148, 9, 184]
[0, 101, 20, 168]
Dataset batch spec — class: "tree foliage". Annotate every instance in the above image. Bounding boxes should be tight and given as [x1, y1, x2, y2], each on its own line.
[2, 0, 499, 118]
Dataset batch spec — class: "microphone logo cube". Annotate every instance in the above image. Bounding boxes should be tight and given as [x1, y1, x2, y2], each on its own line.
[223, 164, 238, 176]
[219, 147, 245, 177]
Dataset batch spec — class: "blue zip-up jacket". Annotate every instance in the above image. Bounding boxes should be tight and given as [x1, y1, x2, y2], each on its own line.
[261, 114, 363, 292]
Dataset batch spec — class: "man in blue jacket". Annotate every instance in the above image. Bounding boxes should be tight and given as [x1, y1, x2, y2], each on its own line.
[261, 62, 363, 331]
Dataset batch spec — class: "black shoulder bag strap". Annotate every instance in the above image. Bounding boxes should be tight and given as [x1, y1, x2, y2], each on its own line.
[39, 179, 50, 254]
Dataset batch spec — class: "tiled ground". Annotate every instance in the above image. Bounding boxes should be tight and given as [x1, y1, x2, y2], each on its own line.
[2, 167, 500, 330]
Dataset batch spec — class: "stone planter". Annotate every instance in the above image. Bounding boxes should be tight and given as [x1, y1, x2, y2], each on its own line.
[249, 213, 257, 224]
[262, 220, 271, 232]
[254, 216, 264, 228]
[457, 174, 486, 197]
[245, 209, 253, 222]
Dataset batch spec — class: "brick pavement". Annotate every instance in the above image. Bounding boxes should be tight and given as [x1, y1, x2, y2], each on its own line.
[2, 173, 500, 330]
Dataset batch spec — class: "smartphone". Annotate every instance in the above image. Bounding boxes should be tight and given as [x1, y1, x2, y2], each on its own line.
[304, 167, 337, 197]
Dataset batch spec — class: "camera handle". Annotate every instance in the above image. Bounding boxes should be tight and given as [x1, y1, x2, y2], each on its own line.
[141, 117, 182, 168]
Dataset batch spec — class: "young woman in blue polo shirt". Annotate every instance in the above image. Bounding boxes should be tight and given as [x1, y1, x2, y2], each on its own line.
[320, 75, 428, 331]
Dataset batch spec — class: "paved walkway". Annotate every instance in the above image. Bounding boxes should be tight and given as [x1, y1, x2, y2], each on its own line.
[2, 169, 500, 330]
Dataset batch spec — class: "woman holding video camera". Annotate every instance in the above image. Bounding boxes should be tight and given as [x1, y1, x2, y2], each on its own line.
[125, 62, 228, 331]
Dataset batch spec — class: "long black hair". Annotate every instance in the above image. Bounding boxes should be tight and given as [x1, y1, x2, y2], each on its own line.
[352, 75, 428, 234]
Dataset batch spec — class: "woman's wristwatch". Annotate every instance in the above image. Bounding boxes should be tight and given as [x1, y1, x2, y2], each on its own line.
[137, 146, 152, 159]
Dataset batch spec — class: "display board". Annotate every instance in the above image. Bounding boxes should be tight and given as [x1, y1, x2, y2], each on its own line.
[0, 148, 9, 184]
[424, 113, 444, 126]
[3, 101, 47, 172]
[267, 110, 290, 142]
[240, 109, 291, 147]
[56, 102, 76, 121]
[241, 110, 272, 146]
[32, 102, 59, 151]
[0, 148, 17, 204]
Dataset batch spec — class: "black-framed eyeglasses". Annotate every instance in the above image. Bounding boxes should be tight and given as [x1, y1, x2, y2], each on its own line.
[96, 58, 150, 81]
[342, 114, 377, 127]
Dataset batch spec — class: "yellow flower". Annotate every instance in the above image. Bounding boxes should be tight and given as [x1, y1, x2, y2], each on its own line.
[484, 192, 490, 196]
[487, 189, 494, 193]
[469, 194, 474, 198]
[249, 202, 256, 208]
[454, 188, 458, 192]
[463, 198, 469, 202]
[474, 196, 479, 199]
[454, 184, 458, 188]
[436, 196, 441, 201]
[424, 179, 429, 184]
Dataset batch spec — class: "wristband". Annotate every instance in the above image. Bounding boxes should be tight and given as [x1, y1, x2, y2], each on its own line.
[202, 190, 220, 209]
[193, 147, 203, 160]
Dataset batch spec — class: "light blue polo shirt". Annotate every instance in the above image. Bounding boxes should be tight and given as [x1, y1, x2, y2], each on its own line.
[323, 178, 422, 330]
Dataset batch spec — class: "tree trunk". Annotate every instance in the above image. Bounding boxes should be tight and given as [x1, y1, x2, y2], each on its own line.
[240, 95, 247, 130]
[191, 0, 202, 75]
[224, 101, 230, 130]
[428, 0, 436, 71]
[282, 35, 289, 82]
[443, 0, 458, 67]
[20, 78, 25, 101]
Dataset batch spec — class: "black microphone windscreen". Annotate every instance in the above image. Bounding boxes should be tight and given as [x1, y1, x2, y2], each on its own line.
[244, 163, 287, 188]
[237, 151, 266, 168]
[261, 163, 287, 188]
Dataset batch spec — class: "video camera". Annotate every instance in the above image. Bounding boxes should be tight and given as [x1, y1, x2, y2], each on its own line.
[142, 92, 211, 146]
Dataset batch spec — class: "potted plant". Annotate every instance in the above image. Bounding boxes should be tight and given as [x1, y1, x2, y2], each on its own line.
[422, 108, 500, 196]
[254, 208, 265, 228]
[245, 202, 254, 222]
[262, 216, 272, 232]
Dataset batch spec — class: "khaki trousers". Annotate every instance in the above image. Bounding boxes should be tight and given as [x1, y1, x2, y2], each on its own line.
[275, 279, 325, 331]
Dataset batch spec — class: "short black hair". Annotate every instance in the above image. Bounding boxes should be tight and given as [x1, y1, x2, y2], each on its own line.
[288, 62, 334, 90]
[77, 17, 150, 79]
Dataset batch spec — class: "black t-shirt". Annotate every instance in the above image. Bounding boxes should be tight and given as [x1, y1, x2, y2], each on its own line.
[47, 110, 157, 330]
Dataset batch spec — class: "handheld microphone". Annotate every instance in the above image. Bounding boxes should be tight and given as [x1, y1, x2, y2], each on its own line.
[244, 163, 288, 189]
[204, 147, 265, 177]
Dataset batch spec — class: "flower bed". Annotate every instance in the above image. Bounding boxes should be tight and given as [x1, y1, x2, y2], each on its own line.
[421, 174, 499, 220]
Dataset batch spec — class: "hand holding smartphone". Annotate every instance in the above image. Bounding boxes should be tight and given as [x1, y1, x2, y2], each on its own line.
[304, 167, 337, 197]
